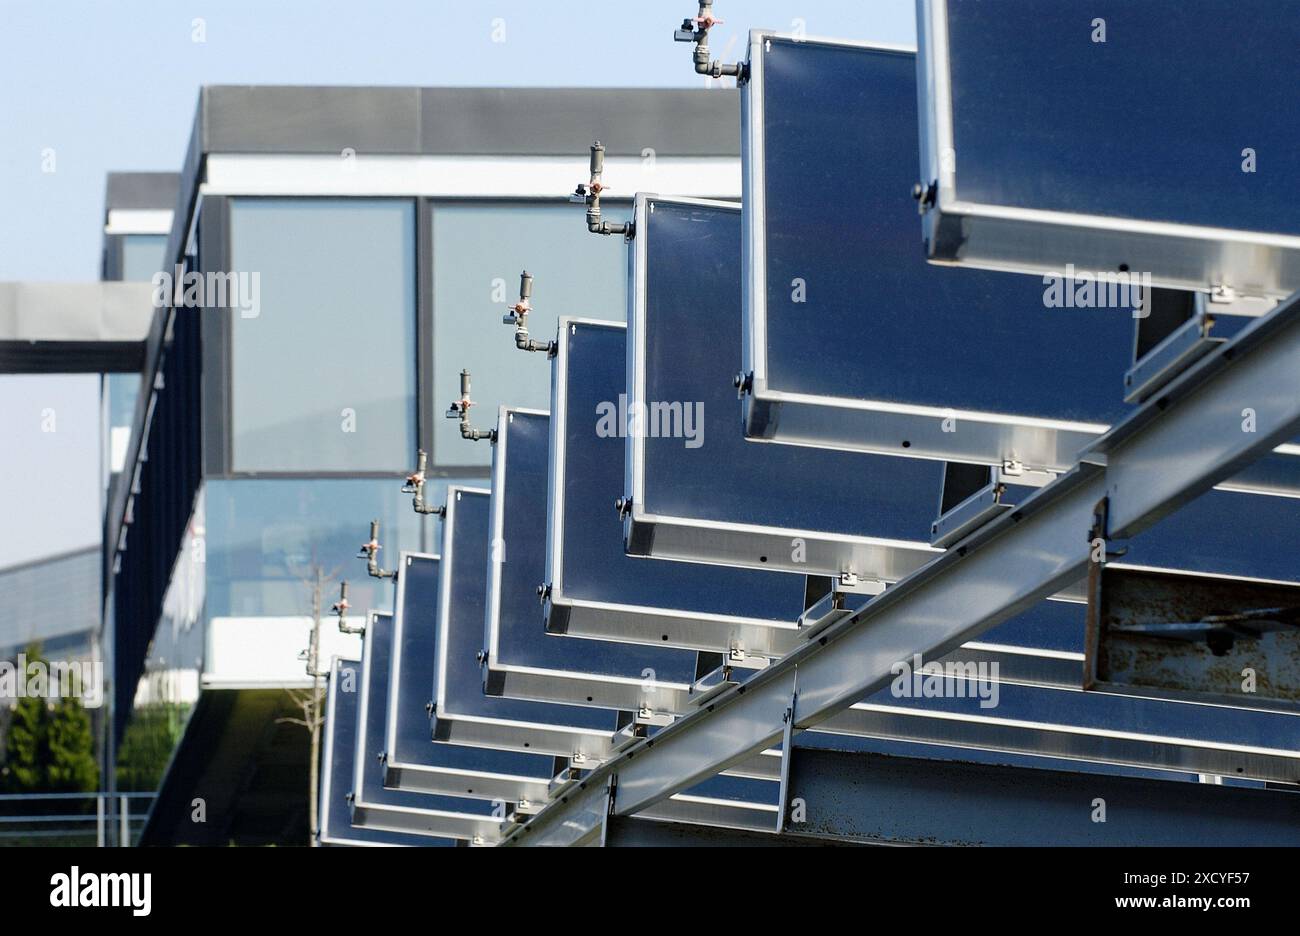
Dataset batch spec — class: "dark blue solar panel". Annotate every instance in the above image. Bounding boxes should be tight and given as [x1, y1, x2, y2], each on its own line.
[792, 728, 1199, 782]
[978, 598, 1084, 655]
[642, 198, 941, 536]
[320, 659, 452, 847]
[433, 490, 614, 733]
[555, 320, 807, 618]
[1122, 487, 1300, 583]
[935, 482, 1300, 666]
[488, 410, 697, 685]
[439, 488, 770, 803]
[752, 37, 1135, 420]
[383, 573, 553, 778]
[944, 0, 1300, 234]
[676, 771, 778, 807]
[965, 482, 1300, 662]
[859, 675, 1300, 750]
[888, 485, 1300, 654]
[355, 596, 497, 817]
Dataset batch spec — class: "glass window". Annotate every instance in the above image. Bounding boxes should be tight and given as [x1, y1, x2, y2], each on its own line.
[229, 199, 417, 473]
[105, 235, 165, 482]
[121, 233, 167, 281]
[431, 202, 628, 467]
[105, 372, 141, 474]
[107, 372, 140, 430]
[203, 477, 460, 620]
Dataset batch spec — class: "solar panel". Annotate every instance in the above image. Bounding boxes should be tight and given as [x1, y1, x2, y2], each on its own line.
[627, 193, 940, 580]
[625, 188, 1300, 728]
[546, 318, 807, 655]
[431, 490, 618, 764]
[790, 726, 1204, 782]
[483, 407, 700, 714]
[783, 590, 1300, 782]
[1119, 488, 1300, 584]
[421, 496, 1297, 799]
[926, 465, 1300, 702]
[917, 0, 1300, 298]
[738, 33, 1300, 495]
[379, 583, 555, 804]
[790, 460, 1300, 780]
[835, 674, 1300, 784]
[645, 770, 781, 830]
[480, 387, 1216, 780]
[823, 462, 1300, 773]
[932, 456, 1300, 585]
[442, 489, 917, 792]
[351, 595, 511, 843]
[317, 657, 454, 847]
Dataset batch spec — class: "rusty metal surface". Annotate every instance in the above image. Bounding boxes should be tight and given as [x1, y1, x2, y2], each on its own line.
[1086, 566, 1300, 713]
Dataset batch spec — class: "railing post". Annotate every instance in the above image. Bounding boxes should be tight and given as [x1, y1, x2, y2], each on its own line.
[96, 794, 106, 847]
[119, 795, 129, 847]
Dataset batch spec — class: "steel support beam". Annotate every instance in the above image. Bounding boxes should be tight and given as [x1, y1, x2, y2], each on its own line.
[382, 765, 553, 806]
[350, 803, 507, 845]
[0, 281, 155, 373]
[504, 292, 1300, 846]
[818, 700, 1300, 783]
[513, 778, 610, 847]
[601, 815, 858, 847]
[785, 748, 1300, 846]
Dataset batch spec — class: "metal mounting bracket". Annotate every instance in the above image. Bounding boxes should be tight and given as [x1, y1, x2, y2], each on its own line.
[776, 671, 799, 835]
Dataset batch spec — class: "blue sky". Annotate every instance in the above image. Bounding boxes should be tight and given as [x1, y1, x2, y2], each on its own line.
[0, 0, 915, 566]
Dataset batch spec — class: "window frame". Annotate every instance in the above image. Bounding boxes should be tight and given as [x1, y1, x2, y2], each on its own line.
[206, 194, 434, 480]
[424, 195, 632, 475]
[203, 194, 630, 480]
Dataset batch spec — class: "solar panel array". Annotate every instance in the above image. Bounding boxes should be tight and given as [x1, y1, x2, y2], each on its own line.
[917, 0, 1300, 298]
[318, 5, 1300, 846]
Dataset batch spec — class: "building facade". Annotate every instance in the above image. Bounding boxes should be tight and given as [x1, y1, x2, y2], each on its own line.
[104, 86, 741, 843]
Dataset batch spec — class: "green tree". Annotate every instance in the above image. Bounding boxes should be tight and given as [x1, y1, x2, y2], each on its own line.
[116, 703, 186, 793]
[2, 692, 46, 792]
[0, 644, 99, 795]
[46, 696, 98, 793]
[3, 644, 48, 793]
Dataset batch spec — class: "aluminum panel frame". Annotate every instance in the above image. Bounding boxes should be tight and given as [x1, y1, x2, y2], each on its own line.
[483, 407, 699, 714]
[351, 593, 510, 844]
[739, 30, 1300, 497]
[916, 0, 1300, 300]
[627, 193, 942, 580]
[432, 490, 619, 762]
[547, 317, 806, 656]
[318, 657, 454, 848]
[433, 489, 782, 803]
[380, 571, 556, 804]
[505, 292, 1300, 843]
